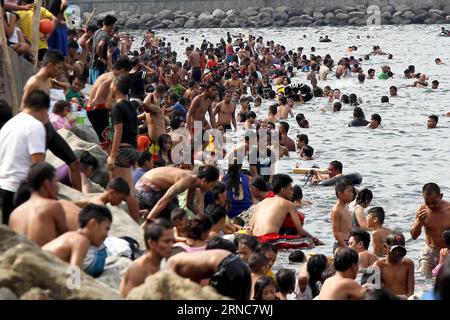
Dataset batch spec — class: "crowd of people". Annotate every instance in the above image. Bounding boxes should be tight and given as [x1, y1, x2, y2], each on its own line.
[1, 2, 450, 301]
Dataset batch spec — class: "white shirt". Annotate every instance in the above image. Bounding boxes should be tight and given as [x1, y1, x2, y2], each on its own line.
[0, 113, 46, 192]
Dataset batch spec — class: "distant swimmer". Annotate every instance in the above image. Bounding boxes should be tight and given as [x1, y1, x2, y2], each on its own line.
[435, 58, 445, 65]
[427, 115, 438, 129]
[319, 36, 332, 43]
[439, 27, 450, 36]
[432, 80, 439, 89]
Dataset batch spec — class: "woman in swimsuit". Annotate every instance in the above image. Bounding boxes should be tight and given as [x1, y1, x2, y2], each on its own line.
[348, 188, 373, 230]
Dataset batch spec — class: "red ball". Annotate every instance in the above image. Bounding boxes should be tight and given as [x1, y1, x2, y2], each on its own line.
[39, 19, 53, 34]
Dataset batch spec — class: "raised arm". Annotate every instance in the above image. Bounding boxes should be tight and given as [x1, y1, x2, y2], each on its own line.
[410, 205, 427, 240]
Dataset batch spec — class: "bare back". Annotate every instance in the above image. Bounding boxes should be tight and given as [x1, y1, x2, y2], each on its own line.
[137, 167, 196, 192]
[252, 196, 292, 236]
[317, 274, 365, 300]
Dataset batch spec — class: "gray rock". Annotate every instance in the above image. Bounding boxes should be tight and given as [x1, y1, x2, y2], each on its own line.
[429, 9, 445, 16]
[336, 13, 349, 20]
[174, 10, 185, 17]
[395, 5, 411, 13]
[288, 8, 303, 17]
[325, 12, 335, 19]
[198, 12, 212, 20]
[348, 17, 361, 25]
[212, 9, 226, 19]
[431, 13, 444, 20]
[261, 16, 275, 27]
[401, 19, 412, 24]
[129, 14, 140, 20]
[424, 18, 437, 24]
[302, 7, 313, 15]
[288, 16, 301, 22]
[393, 11, 403, 18]
[119, 11, 130, 17]
[300, 14, 313, 20]
[447, 15, 450, 21]
[161, 19, 173, 26]
[226, 9, 237, 16]
[146, 19, 162, 27]
[275, 6, 290, 14]
[392, 16, 404, 24]
[185, 11, 198, 18]
[152, 24, 165, 29]
[403, 11, 415, 20]
[116, 16, 127, 26]
[313, 12, 325, 20]
[139, 14, 154, 23]
[241, 8, 259, 17]
[273, 11, 288, 21]
[228, 22, 239, 28]
[257, 12, 271, 19]
[443, 6, 450, 15]
[315, 7, 328, 14]
[348, 11, 366, 19]
[0, 287, 17, 300]
[156, 9, 175, 20]
[413, 13, 429, 23]
[382, 5, 395, 14]
[174, 17, 186, 25]
[219, 20, 231, 28]
[259, 7, 275, 14]
[334, 8, 348, 15]
[381, 12, 392, 19]
[97, 256, 132, 292]
[97, 11, 116, 20]
[274, 20, 287, 27]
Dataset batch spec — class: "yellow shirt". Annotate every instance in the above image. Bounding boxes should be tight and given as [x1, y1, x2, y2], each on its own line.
[17, 8, 55, 50]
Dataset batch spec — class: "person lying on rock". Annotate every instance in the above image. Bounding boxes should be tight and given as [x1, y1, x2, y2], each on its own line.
[9, 163, 68, 247]
[119, 219, 175, 298]
[43, 204, 112, 278]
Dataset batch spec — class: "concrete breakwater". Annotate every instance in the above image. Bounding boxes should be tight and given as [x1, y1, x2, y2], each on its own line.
[83, 3, 450, 30]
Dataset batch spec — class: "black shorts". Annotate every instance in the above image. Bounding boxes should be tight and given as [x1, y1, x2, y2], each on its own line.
[87, 109, 110, 143]
[45, 123, 77, 165]
[192, 66, 202, 82]
[209, 254, 251, 300]
[0, 188, 15, 225]
[136, 187, 179, 220]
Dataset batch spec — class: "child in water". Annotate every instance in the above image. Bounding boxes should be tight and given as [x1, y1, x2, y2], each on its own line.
[432, 229, 450, 277]
[170, 208, 189, 243]
[253, 276, 278, 300]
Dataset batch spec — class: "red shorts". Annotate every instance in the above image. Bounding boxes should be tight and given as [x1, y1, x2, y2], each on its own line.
[282, 211, 305, 229]
[85, 102, 107, 111]
[257, 233, 313, 249]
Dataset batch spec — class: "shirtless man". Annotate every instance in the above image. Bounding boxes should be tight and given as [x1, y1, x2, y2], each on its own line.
[186, 81, 217, 134]
[185, 47, 202, 83]
[251, 174, 320, 243]
[348, 229, 378, 269]
[224, 69, 243, 92]
[167, 249, 252, 300]
[143, 84, 165, 108]
[367, 207, 392, 256]
[411, 183, 450, 276]
[277, 96, 294, 120]
[138, 166, 219, 223]
[214, 90, 237, 131]
[312, 160, 343, 183]
[120, 219, 175, 297]
[264, 105, 279, 123]
[331, 181, 354, 254]
[9, 163, 68, 247]
[42, 204, 112, 278]
[278, 122, 295, 152]
[316, 248, 366, 300]
[373, 232, 414, 298]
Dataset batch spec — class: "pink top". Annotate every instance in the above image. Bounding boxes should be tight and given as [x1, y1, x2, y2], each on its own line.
[50, 113, 73, 131]
[174, 242, 206, 254]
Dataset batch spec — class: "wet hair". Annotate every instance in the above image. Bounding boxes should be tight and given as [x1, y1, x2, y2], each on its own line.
[334, 248, 359, 272]
[79, 151, 98, 170]
[234, 234, 260, 252]
[330, 160, 343, 173]
[302, 145, 314, 158]
[204, 204, 226, 225]
[443, 229, 450, 247]
[381, 96, 389, 103]
[106, 177, 130, 196]
[288, 250, 306, 263]
[68, 40, 79, 50]
[350, 229, 371, 250]
[368, 207, 385, 224]
[170, 116, 182, 130]
[103, 15, 117, 27]
[269, 104, 278, 115]
[52, 100, 71, 115]
[432, 80, 439, 86]
[170, 208, 187, 222]
[271, 174, 293, 194]
[79, 203, 113, 228]
[112, 75, 132, 95]
[137, 150, 151, 166]
[429, 114, 439, 124]
[341, 94, 350, 104]
[249, 252, 269, 273]
[364, 288, 399, 300]
[43, 49, 65, 66]
[299, 119, 309, 128]
[86, 24, 98, 33]
[292, 185, 303, 201]
[368, 68, 375, 74]
[253, 276, 276, 300]
[358, 73, 366, 83]
[333, 102, 342, 111]
[335, 180, 352, 198]
[113, 56, 132, 71]
[252, 176, 268, 192]
[246, 111, 257, 120]
[276, 268, 296, 294]
[355, 188, 373, 206]
[296, 134, 308, 145]
[279, 121, 289, 133]
[353, 106, 365, 119]
[211, 182, 226, 200]
[186, 214, 213, 240]
[307, 254, 328, 297]
[296, 113, 306, 123]
[422, 183, 441, 196]
[144, 218, 173, 249]
[349, 93, 359, 106]
[386, 230, 405, 247]
[206, 236, 236, 253]
[27, 163, 56, 191]
[25, 90, 50, 111]
[197, 166, 220, 182]
[371, 113, 382, 124]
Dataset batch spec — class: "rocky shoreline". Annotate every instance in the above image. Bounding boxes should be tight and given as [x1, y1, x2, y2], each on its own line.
[83, 4, 450, 30]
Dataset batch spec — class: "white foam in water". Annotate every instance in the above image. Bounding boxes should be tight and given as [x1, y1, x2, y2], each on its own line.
[129, 25, 450, 291]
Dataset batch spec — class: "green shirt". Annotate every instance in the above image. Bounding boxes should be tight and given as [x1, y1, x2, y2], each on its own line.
[66, 87, 82, 102]
[378, 72, 389, 80]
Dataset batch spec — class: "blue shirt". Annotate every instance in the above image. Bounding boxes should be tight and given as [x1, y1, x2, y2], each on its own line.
[132, 167, 148, 186]
[171, 102, 186, 120]
[112, 47, 121, 65]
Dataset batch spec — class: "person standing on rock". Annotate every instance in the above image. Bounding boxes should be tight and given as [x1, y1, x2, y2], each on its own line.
[185, 46, 202, 83]
[410, 183, 450, 277]
[89, 14, 117, 84]
[119, 218, 175, 297]
[107, 76, 140, 223]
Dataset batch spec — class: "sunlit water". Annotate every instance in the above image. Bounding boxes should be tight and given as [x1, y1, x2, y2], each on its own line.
[129, 25, 450, 293]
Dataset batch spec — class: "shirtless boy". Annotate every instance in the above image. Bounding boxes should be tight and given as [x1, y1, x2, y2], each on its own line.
[348, 229, 378, 269]
[373, 231, 414, 298]
[119, 219, 175, 297]
[137, 166, 219, 222]
[185, 47, 202, 83]
[186, 81, 218, 135]
[214, 90, 237, 131]
[277, 97, 294, 120]
[316, 248, 366, 300]
[224, 69, 243, 92]
[410, 183, 450, 276]
[331, 181, 354, 254]
[43, 204, 112, 278]
[251, 174, 320, 244]
[9, 163, 68, 247]
[367, 207, 392, 257]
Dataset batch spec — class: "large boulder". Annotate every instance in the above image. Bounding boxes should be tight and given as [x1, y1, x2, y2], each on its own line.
[184, 19, 197, 28]
[259, 7, 275, 14]
[302, 7, 313, 15]
[226, 9, 237, 16]
[146, 19, 162, 28]
[240, 8, 259, 17]
[212, 9, 226, 19]
[97, 256, 133, 292]
[260, 16, 275, 27]
[97, 11, 116, 20]
[274, 20, 286, 27]
[313, 12, 325, 20]
[118, 11, 130, 17]
[275, 6, 290, 14]
[156, 9, 175, 20]
[173, 17, 186, 26]
[46, 129, 108, 188]
[381, 5, 395, 14]
[127, 271, 227, 300]
[335, 13, 349, 21]
[116, 16, 127, 26]
[140, 14, 155, 24]
[0, 226, 120, 299]
[348, 11, 366, 19]
[0, 287, 17, 300]
[125, 18, 142, 30]
[272, 11, 288, 21]
[413, 13, 429, 23]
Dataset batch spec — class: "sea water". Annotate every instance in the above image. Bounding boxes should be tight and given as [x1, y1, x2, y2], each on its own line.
[130, 25, 450, 291]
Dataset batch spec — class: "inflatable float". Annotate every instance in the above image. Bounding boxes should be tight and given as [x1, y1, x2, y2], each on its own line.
[292, 168, 328, 174]
[319, 172, 363, 186]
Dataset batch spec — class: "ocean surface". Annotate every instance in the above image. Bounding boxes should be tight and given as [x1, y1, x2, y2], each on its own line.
[129, 25, 450, 293]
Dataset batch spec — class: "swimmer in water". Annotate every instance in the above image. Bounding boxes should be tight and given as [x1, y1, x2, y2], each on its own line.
[427, 115, 438, 129]
[432, 80, 439, 89]
[435, 58, 445, 65]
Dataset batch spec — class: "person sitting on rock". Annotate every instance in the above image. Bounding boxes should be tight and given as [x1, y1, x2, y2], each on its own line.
[75, 177, 130, 209]
[42, 204, 112, 278]
[119, 218, 175, 298]
[9, 163, 68, 247]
